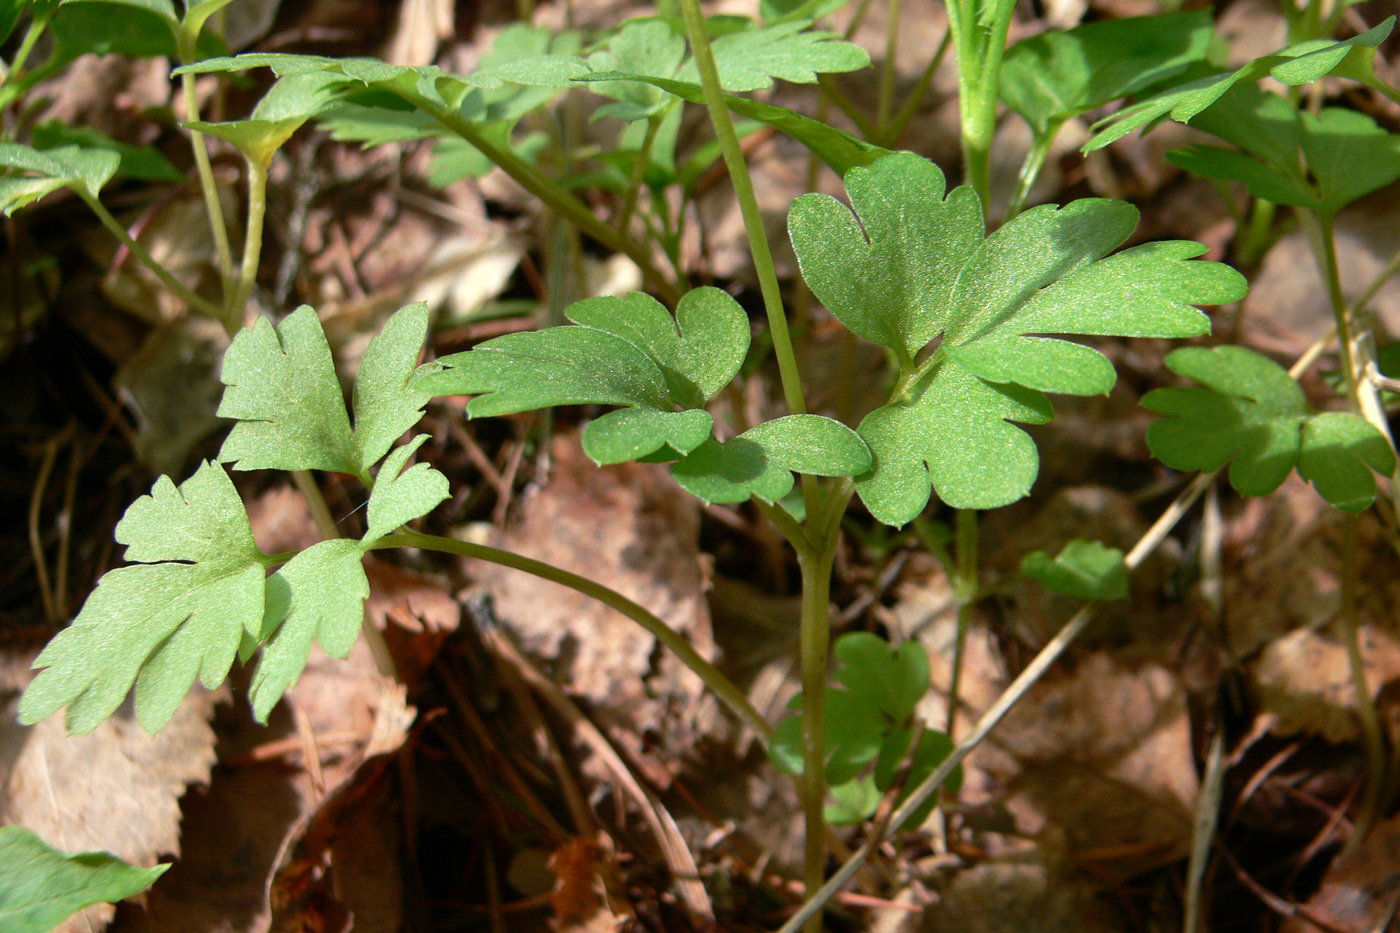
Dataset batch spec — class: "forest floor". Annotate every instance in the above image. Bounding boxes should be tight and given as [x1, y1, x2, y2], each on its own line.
[5, 0, 1400, 930]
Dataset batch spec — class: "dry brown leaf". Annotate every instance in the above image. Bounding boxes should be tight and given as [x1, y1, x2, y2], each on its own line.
[468, 432, 722, 763]
[0, 657, 218, 933]
[548, 834, 633, 932]
[1255, 625, 1400, 743]
[1282, 813, 1400, 933]
[923, 846, 1124, 933]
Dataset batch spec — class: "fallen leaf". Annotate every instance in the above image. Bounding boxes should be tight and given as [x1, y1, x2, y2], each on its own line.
[1255, 625, 1400, 742]
[1283, 813, 1400, 933]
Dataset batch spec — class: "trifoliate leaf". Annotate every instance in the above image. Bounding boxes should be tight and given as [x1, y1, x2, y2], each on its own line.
[675, 19, 870, 91]
[670, 415, 871, 504]
[18, 461, 264, 735]
[791, 152, 1243, 523]
[364, 435, 449, 543]
[0, 826, 168, 933]
[0, 142, 119, 214]
[1021, 538, 1129, 601]
[577, 71, 887, 176]
[421, 287, 747, 463]
[32, 121, 183, 183]
[250, 539, 369, 721]
[187, 72, 357, 164]
[218, 306, 358, 475]
[826, 775, 882, 825]
[1143, 346, 1396, 510]
[1084, 17, 1394, 151]
[1000, 11, 1213, 135]
[352, 301, 433, 469]
[833, 631, 929, 724]
[219, 302, 433, 478]
[1169, 99, 1400, 212]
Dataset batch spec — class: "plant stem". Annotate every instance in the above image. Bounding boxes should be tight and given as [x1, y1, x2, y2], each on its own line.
[948, 0, 1015, 217]
[177, 31, 236, 297]
[676, 0, 806, 419]
[379, 529, 772, 741]
[78, 191, 224, 318]
[617, 112, 662, 235]
[876, 0, 901, 131]
[1004, 122, 1058, 221]
[412, 98, 680, 306]
[0, 8, 53, 111]
[1340, 511, 1387, 854]
[881, 27, 951, 148]
[226, 156, 269, 333]
[945, 509, 978, 735]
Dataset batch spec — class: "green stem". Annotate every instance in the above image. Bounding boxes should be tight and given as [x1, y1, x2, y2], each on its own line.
[676, 0, 806, 418]
[78, 191, 223, 318]
[0, 8, 53, 111]
[226, 156, 269, 333]
[949, 0, 1015, 217]
[412, 97, 680, 306]
[177, 31, 236, 296]
[1004, 122, 1058, 222]
[876, 0, 901, 131]
[882, 27, 952, 147]
[945, 509, 978, 735]
[380, 529, 772, 741]
[1340, 512, 1387, 854]
[617, 112, 663, 235]
[1304, 210, 1359, 401]
[795, 536, 836, 933]
[1235, 197, 1277, 269]
[817, 74, 879, 140]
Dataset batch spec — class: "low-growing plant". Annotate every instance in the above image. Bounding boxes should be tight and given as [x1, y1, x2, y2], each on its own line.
[7, 0, 1400, 929]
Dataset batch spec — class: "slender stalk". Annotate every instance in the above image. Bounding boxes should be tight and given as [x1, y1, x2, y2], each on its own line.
[617, 112, 663, 235]
[882, 27, 952, 147]
[0, 8, 53, 111]
[410, 97, 680, 306]
[945, 509, 978, 736]
[876, 0, 902, 131]
[816, 74, 879, 140]
[1004, 121, 1058, 222]
[226, 156, 269, 332]
[1184, 729, 1226, 933]
[177, 31, 236, 295]
[379, 529, 772, 740]
[796, 548, 833, 932]
[676, 0, 806, 418]
[1340, 512, 1387, 854]
[949, 0, 1015, 216]
[78, 191, 224, 318]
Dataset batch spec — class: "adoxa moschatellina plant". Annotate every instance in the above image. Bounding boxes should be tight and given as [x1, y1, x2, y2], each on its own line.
[12, 0, 1400, 928]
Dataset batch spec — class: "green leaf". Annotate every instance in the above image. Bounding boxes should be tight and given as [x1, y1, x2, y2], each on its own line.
[351, 300, 434, 470]
[761, 0, 849, 25]
[1168, 99, 1400, 211]
[1000, 11, 1213, 135]
[0, 142, 119, 214]
[422, 287, 747, 464]
[250, 538, 369, 722]
[578, 71, 887, 177]
[670, 415, 870, 504]
[872, 728, 960, 828]
[1021, 538, 1129, 601]
[0, 0, 29, 46]
[586, 18, 686, 122]
[31, 121, 183, 183]
[363, 435, 449, 543]
[582, 408, 713, 465]
[826, 775, 881, 825]
[1084, 17, 1395, 152]
[675, 19, 870, 91]
[0, 826, 169, 933]
[48, 0, 178, 59]
[218, 306, 358, 475]
[1143, 346, 1396, 510]
[833, 631, 929, 724]
[790, 152, 1242, 523]
[18, 461, 264, 734]
[219, 302, 433, 478]
[187, 72, 357, 164]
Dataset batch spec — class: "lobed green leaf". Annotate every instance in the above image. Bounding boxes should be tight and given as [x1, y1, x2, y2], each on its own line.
[675, 19, 870, 91]
[32, 121, 183, 183]
[670, 415, 870, 504]
[0, 142, 119, 214]
[790, 152, 1242, 523]
[18, 462, 264, 734]
[1021, 538, 1130, 601]
[363, 435, 450, 543]
[1143, 346, 1396, 510]
[0, 826, 168, 933]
